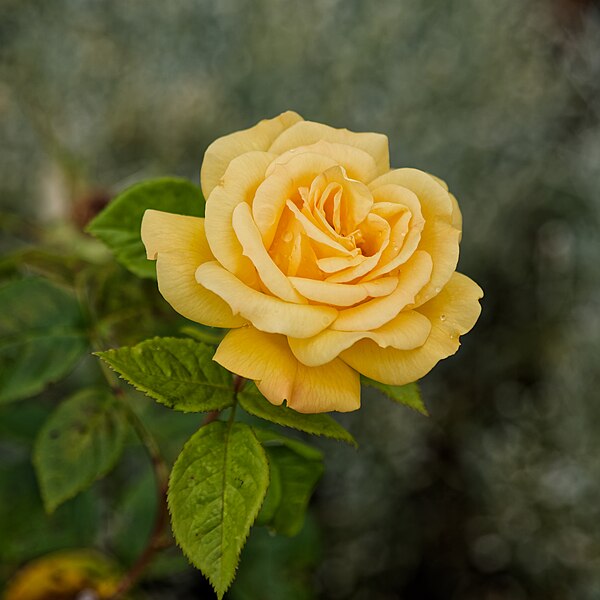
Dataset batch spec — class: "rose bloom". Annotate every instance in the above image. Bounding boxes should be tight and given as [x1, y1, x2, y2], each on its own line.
[141, 112, 482, 413]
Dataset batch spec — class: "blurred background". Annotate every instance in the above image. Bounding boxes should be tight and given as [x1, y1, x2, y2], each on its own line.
[2, 0, 600, 598]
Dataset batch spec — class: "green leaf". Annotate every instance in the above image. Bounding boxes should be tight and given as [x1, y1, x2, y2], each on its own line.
[0, 278, 87, 404]
[252, 428, 323, 462]
[86, 178, 204, 278]
[168, 421, 269, 599]
[255, 429, 324, 537]
[33, 388, 128, 513]
[238, 383, 356, 447]
[230, 521, 321, 600]
[362, 378, 428, 415]
[255, 452, 282, 526]
[97, 337, 233, 413]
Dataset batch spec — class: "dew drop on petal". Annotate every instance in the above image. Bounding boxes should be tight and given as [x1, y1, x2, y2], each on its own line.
[440, 314, 447, 322]
[283, 231, 293, 242]
[435, 286, 441, 293]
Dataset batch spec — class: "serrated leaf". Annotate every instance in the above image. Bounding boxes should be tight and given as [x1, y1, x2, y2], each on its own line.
[255, 429, 324, 537]
[33, 388, 127, 513]
[87, 178, 204, 278]
[168, 421, 269, 599]
[362, 378, 428, 415]
[0, 278, 87, 404]
[238, 383, 356, 447]
[97, 337, 233, 413]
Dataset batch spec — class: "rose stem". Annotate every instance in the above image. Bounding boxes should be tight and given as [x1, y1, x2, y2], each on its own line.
[97, 361, 170, 599]
[103, 369, 246, 598]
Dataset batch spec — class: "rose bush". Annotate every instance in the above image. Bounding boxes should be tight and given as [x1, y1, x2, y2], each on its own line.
[141, 111, 482, 413]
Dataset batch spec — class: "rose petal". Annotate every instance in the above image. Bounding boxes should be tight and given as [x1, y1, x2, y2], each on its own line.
[370, 171, 460, 305]
[288, 275, 397, 307]
[291, 358, 360, 413]
[204, 151, 275, 284]
[332, 251, 433, 331]
[450, 192, 463, 238]
[268, 121, 390, 178]
[141, 210, 246, 328]
[232, 202, 306, 303]
[317, 254, 363, 273]
[411, 221, 461, 307]
[267, 140, 379, 183]
[289, 310, 432, 366]
[214, 326, 296, 403]
[325, 213, 390, 283]
[195, 261, 337, 338]
[286, 199, 358, 257]
[214, 326, 361, 413]
[252, 152, 338, 248]
[371, 183, 424, 223]
[200, 110, 303, 198]
[310, 165, 373, 235]
[369, 168, 453, 223]
[341, 273, 483, 384]
[363, 211, 421, 281]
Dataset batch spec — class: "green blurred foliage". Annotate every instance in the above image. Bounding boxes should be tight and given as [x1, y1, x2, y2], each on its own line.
[2, 0, 600, 599]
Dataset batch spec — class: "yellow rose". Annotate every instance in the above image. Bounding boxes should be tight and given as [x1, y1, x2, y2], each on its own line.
[4, 550, 120, 600]
[141, 111, 482, 413]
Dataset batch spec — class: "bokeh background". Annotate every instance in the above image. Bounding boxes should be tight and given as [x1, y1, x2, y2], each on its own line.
[2, 0, 600, 598]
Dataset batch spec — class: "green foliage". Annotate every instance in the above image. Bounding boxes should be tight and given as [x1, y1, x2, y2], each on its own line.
[363, 378, 428, 415]
[97, 337, 234, 413]
[231, 519, 321, 600]
[0, 278, 87, 404]
[0, 462, 100, 579]
[168, 421, 269, 599]
[33, 388, 128, 513]
[238, 383, 357, 447]
[252, 428, 323, 461]
[255, 428, 324, 537]
[180, 325, 226, 346]
[87, 178, 204, 279]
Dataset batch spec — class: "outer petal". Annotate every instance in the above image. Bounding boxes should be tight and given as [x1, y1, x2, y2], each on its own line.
[289, 310, 432, 367]
[204, 151, 275, 282]
[195, 261, 337, 338]
[267, 140, 379, 182]
[268, 121, 390, 178]
[370, 170, 461, 306]
[412, 221, 460, 307]
[292, 359, 360, 413]
[214, 326, 296, 403]
[214, 327, 361, 413]
[200, 110, 303, 198]
[341, 273, 483, 385]
[450, 193, 463, 238]
[141, 210, 246, 328]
